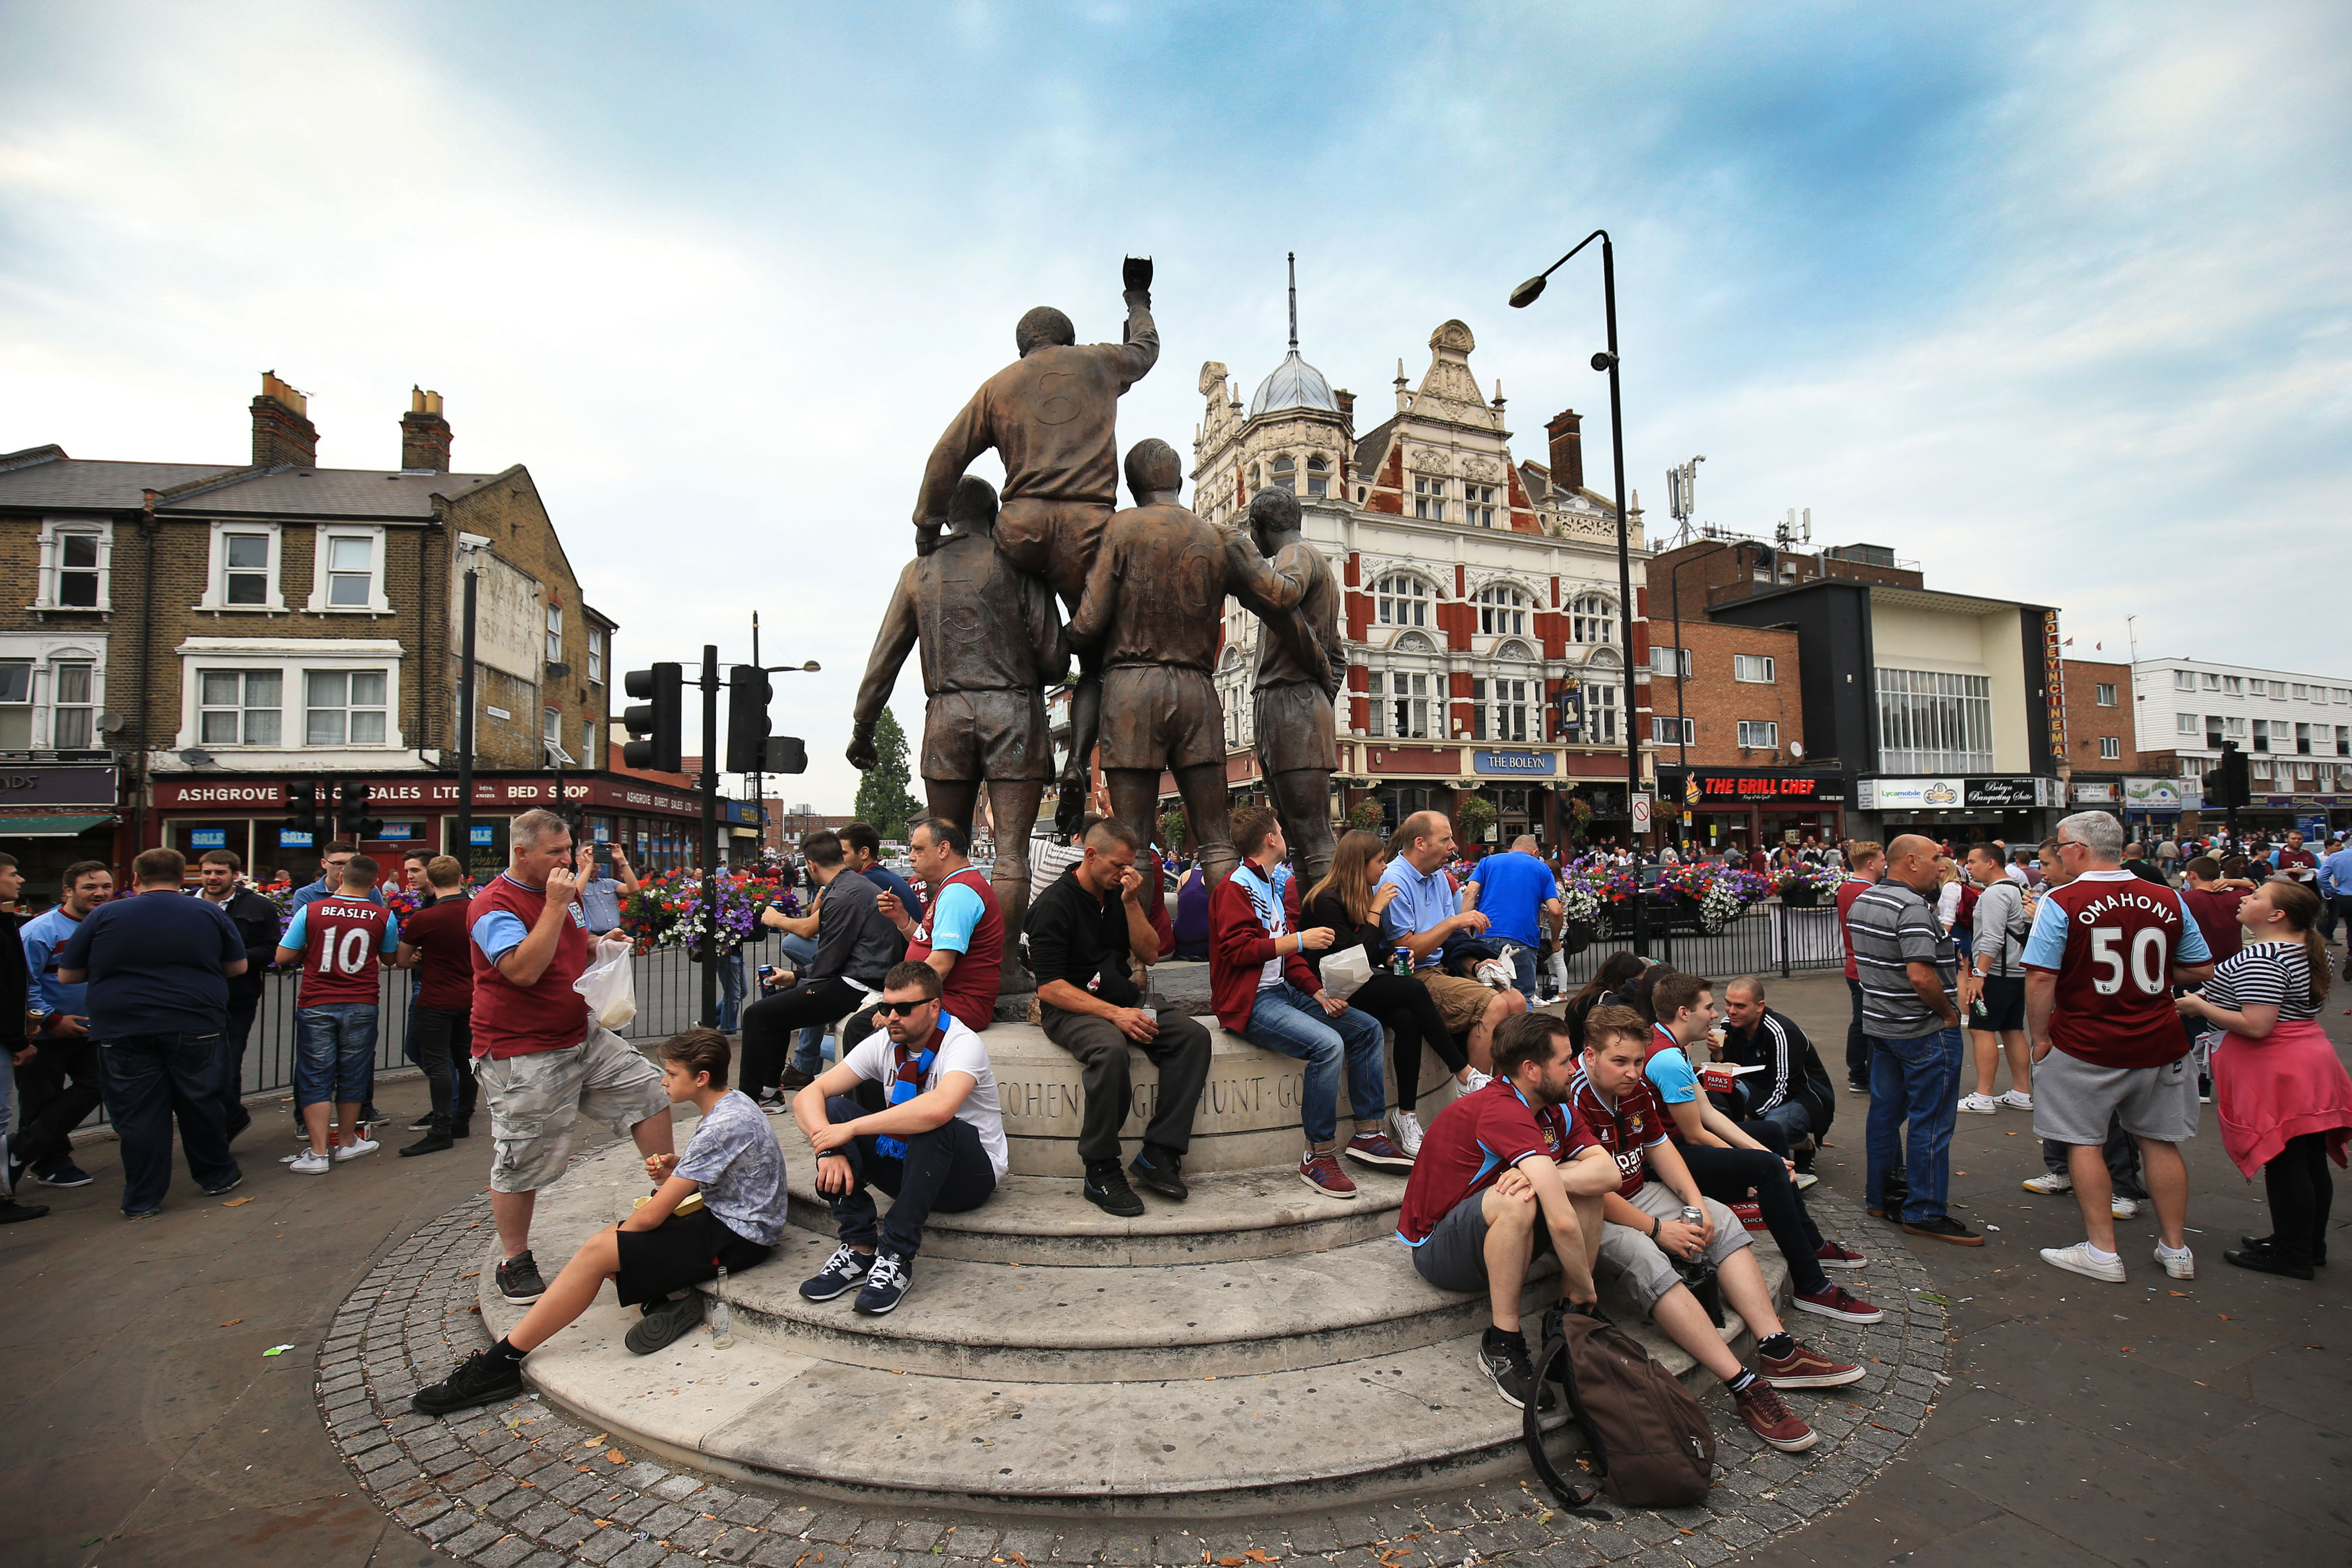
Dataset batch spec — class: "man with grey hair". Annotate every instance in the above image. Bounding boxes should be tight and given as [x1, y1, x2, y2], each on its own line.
[2022, 810, 2213, 1283]
[466, 808, 673, 1305]
[1846, 835, 1978, 1245]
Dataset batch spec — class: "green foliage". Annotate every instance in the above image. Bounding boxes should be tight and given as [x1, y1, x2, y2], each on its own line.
[1158, 807, 1188, 853]
[1456, 793, 1498, 846]
[851, 707, 922, 841]
[1347, 797, 1385, 833]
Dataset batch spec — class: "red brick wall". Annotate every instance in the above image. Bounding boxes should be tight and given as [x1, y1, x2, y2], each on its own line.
[1646, 621, 1804, 765]
[2059, 658, 2147, 772]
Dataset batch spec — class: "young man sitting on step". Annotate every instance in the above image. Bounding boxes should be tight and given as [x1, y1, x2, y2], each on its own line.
[793, 961, 1009, 1316]
[410, 1029, 785, 1417]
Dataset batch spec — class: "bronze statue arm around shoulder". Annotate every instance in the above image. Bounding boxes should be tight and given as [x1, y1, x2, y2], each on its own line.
[911, 389, 991, 535]
[849, 565, 921, 767]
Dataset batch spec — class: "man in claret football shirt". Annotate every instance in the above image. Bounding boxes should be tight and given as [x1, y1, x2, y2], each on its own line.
[2024, 812, 2214, 1284]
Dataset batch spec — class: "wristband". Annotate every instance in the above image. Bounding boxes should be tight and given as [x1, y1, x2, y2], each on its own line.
[1649, 1215, 1661, 1241]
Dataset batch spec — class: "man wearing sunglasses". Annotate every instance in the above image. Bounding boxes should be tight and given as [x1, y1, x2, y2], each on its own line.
[789, 961, 1007, 1315]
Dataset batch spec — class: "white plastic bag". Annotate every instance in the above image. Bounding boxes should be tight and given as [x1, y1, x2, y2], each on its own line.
[574, 941, 639, 1029]
[1319, 944, 1372, 1001]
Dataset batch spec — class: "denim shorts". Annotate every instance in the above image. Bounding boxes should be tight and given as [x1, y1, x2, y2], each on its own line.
[294, 1002, 378, 1108]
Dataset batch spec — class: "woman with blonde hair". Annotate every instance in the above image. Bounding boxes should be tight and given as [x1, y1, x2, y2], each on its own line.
[2177, 880, 2352, 1279]
[1302, 829, 1474, 1158]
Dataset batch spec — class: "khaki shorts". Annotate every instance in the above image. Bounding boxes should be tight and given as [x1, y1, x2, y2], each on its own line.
[1416, 968, 1512, 1035]
[477, 1026, 670, 1193]
[1595, 1183, 1753, 1315]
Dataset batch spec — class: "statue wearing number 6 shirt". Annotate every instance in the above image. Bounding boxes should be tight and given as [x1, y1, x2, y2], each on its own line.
[909, 259, 1159, 838]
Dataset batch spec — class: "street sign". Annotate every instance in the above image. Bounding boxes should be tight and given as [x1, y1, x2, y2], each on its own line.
[1631, 792, 1653, 833]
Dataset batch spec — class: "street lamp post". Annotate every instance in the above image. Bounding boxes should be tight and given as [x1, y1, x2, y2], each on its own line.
[1513, 229, 1648, 953]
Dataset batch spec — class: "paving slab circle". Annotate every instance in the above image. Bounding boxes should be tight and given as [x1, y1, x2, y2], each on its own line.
[319, 1135, 1953, 1567]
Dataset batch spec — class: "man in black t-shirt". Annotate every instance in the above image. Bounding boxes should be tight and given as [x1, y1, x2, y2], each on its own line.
[1024, 818, 1210, 1216]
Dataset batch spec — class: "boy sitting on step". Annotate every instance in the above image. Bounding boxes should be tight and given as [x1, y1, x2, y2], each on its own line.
[411, 1029, 785, 1417]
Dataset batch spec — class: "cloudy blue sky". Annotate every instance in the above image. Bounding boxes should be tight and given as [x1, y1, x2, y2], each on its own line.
[4, 1, 2346, 808]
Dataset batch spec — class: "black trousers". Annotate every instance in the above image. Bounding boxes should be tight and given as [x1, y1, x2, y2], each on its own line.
[1845, 978, 1869, 1086]
[14, 1035, 105, 1174]
[740, 977, 866, 1097]
[411, 1005, 478, 1127]
[1040, 1003, 1212, 1166]
[1345, 972, 1464, 1113]
[220, 997, 258, 1139]
[824, 1095, 997, 1259]
[2261, 1132, 2333, 1266]
[1677, 1133, 1829, 1298]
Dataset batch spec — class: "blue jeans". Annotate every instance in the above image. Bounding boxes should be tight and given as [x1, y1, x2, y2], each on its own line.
[1508, 944, 1539, 997]
[295, 1003, 379, 1110]
[718, 951, 746, 1033]
[1245, 982, 1388, 1146]
[1754, 1099, 1816, 1148]
[1866, 1026, 1962, 1223]
[781, 933, 828, 1074]
[102, 1031, 239, 1213]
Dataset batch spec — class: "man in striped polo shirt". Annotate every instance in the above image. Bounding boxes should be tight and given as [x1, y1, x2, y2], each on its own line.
[1847, 835, 1980, 1246]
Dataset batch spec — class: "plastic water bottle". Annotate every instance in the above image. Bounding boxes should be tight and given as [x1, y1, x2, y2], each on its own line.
[708, 1265, 735, 1349]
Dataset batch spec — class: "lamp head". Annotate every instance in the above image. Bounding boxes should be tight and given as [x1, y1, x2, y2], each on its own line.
[1509, 276, 1546, 309]
[1591, 350, 1618, 372]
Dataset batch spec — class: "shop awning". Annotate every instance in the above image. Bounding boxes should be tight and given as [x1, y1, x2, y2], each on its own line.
[0, 814, 115, 838]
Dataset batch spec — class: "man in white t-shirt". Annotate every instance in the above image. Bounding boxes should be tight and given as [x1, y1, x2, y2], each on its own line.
[788, 961, 1006, 1315]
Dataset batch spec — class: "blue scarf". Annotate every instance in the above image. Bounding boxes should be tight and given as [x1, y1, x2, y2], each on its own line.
[873, 1034, 938, 1161]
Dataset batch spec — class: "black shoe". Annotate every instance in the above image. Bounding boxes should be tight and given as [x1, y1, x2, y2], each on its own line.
[1478, 1331, 1555, 1411]
[400, 1119, 454, 1158]
[411, 1349, 526, 1417]
[1902, 1215, 1984, 1246]
[448, 1116, 472, 1139]
[624, 1291, 706, 1354]
[1083, 1159, 1144, 1218]
[799, 1243, 874, 1302]
[1130, 1144, 1188, 1201]
[2224, 1248, 2315, 1280]
[202, 1174, 244, 1196]
[408, 1116, 437, 1132]
[32, 1163, 93, 1189]
[496, 1251, 548, 1303]
[1847, 1081, 1870, 1095]
[2240, 1234, 2327, 1267]
[1053, 779, 1087, 840]
[0, 1198, 49, 1224]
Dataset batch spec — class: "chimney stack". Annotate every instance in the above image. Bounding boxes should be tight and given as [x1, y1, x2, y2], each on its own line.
[400, 387, 452, 472]
[1545, 409, 1583, 494]
[250, 371, 318, 468]
[1334, 387, 1355, 430]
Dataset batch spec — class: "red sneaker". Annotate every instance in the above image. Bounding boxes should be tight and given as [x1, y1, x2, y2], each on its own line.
[1791, 1283, 1884, 1325]
[1758, 1339, 1866, 1389]
[1733, 1379, 1818, 1452]
[1298, 1151, 1357, 1200]
[1813, 1239, 1867, 1269]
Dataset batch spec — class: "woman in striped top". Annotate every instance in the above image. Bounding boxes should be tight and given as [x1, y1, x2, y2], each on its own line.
[2176, 881, 2351, 1278]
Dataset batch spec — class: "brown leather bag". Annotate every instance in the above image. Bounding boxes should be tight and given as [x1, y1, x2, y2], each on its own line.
[1526, 1310, 1716, 1510]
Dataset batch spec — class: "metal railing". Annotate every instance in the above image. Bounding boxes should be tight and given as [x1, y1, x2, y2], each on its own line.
[1559, 900, 1846, 988]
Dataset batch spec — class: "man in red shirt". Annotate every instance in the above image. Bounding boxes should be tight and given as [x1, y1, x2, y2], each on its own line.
[1396, 1012, 1620, 1410]
[1836, 841, 1885, 1092]
[469, 809, 673, 1305]
[2025, 811, 2215, 1283]
[1571, 1007, 1859, 1452]
[393, 855, 476, 1156]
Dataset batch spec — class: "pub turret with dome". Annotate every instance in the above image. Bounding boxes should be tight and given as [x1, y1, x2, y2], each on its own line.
[1192, 258, 1655, 850]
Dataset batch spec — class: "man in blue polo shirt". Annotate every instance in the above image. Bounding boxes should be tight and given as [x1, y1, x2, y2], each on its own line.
[1376, 810, 1526, 1084]
[1462, 834, 1563, 999]
[55, 848, 248, 1216]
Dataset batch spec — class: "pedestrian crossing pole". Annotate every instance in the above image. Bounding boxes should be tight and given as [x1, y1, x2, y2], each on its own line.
[697, 643, 720, 1029]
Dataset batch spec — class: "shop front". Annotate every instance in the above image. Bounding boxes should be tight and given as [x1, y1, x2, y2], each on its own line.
[1661, 768, 1849, 855]
[0, 762, 122, 900]
[151, 772, 706, 887]
[1857, 774, 2063, 848]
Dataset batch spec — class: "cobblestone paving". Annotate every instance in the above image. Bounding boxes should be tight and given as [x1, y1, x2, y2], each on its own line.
[319, 1188, 1950, 1568]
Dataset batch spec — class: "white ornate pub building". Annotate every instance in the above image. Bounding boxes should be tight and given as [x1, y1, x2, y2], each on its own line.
[1192, 304, 1654, 849]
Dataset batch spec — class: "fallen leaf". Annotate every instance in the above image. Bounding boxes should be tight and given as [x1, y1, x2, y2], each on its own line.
[221, 1197, 254, 1206]
[593, 1519, 614, 1528]
[2169, 1291, 2189, 1298]
[606, 1449, 626, 1463]
[219, 1319, 243, 1328]
[1245, 1553, 1279, 1564]
[583, 1435, 606, 1446]
[1220, 1559, 1245, 1566]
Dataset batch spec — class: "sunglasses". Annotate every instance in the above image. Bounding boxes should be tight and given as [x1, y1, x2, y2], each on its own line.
[870, 999, 933, 1020]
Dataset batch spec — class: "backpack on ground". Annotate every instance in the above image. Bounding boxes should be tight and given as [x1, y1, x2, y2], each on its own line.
[1525, 1310, 1716, 1511]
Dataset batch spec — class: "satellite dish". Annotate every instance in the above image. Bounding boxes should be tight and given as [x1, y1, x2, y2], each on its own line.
[178, 747, 215, 767]
[95, 711, 125, 735]
[1789, 740, 1805, 760]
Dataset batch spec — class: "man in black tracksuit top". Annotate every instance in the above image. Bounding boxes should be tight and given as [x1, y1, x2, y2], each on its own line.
[1719, 976, 1835, 1172]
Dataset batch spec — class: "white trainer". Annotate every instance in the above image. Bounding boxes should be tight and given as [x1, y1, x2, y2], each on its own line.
[333, 1136, 380, 1162]
[1999, 1090, 2034, 1111]
[2022, 1171, 2072, 1195]
[1388, 1108, 1425, 1159]
[1459, 1068, 1494, 1095]
[2041, 1242, 2126, 1283]
[2111, 1196, 2139, 1219]
[288, 1148, 331, 1175]
[1956, 1092, 2000, 1115]
[2156, 1245, 2196, 1279]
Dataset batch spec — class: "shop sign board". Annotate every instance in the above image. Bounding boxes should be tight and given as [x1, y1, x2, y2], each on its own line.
[1473, 750, 1556, 775]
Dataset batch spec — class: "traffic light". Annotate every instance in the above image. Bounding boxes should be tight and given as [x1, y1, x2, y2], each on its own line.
[726, 664, 773, 775]
[286, 780, 320, 838]
[554, 795, 584, 833]
[622, 663, 683, 773]
[338, 780, 382, 840]
[763, 735, 808, 774]
[2202, 743, 2251, 810]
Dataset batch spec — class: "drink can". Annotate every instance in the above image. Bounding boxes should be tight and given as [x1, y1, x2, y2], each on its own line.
[1391, 945, 1413, 977]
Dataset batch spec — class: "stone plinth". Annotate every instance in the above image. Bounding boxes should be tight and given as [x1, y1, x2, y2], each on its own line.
[983, 1015, 1466, 1177]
